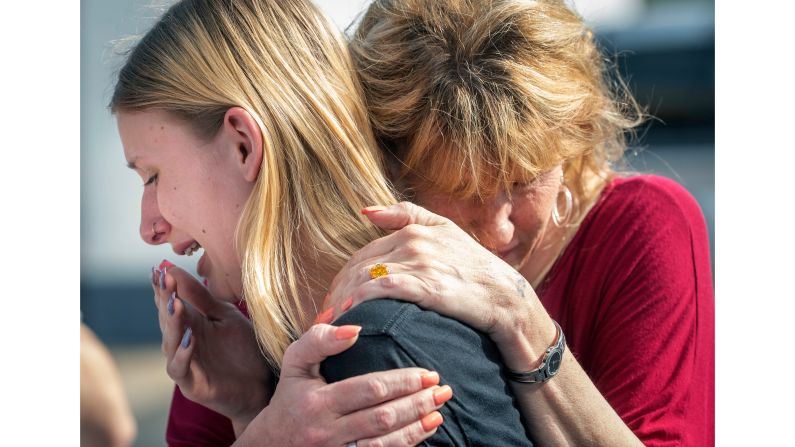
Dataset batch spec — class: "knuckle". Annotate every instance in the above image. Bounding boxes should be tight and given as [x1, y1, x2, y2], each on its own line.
[165, 362, 177, 379]
[367, 377, 390, 401]
[307, 324, 327, 344]
[361, 264, 374, 281]
[413, 259, 431, 272]
[402, 223, 426, 239]
[397, 201, 414, 213]
[401, 424, 426, 446]
[302, 427, 329, 447]
[401, 240, 423, 257]
[419, 390, 437, 413]
[361, 438, 386, 447]
[372, 406, 398, 432]
[379, 274, 398, 289]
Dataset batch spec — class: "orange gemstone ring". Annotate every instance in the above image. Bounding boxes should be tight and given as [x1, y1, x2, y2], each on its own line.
[369, 263, 389, 280]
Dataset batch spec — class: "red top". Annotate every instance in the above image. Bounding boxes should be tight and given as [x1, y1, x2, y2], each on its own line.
[165, 303, 244, 447]
[537, 175, 714, 446]
[165, 175, 714, 446]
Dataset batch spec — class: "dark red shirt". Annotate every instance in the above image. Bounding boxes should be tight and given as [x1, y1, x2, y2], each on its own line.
[537, 175, 714, 446]
[165, 303, 245, 446]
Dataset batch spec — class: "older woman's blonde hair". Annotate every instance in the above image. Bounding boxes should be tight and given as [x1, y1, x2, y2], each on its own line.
[111, 0, 396, 369]
[350, 0, 644, 211]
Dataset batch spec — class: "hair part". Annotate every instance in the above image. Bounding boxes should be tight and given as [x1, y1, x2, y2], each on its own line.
[351, 0, 644, 209]
[112, 0, 397, 370]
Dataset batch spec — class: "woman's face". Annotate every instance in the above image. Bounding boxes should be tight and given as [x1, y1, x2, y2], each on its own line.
[117, 109, 257, 302]
[413, 166, 562, 271]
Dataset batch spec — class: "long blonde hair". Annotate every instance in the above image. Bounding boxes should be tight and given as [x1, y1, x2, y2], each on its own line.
[350, 0, 644, 212]
[111, 0, 396, 369]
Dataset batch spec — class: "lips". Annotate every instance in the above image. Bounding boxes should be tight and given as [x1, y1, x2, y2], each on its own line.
[173, 239, 199, 256]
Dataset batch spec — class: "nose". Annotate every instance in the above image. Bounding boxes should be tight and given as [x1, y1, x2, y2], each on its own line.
[469, 193, 514, 250]
[139, 186, 170, 245]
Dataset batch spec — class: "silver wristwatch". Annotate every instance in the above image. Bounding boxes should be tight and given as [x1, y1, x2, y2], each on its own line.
[506, 320, 565, 384]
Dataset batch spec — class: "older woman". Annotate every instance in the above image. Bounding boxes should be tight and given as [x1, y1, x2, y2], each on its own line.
[112, 0, 535, 445]
[322, 0, 714, 445]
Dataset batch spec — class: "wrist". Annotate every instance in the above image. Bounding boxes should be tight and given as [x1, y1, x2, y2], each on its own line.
[505, 319, 565, 384]
[229, 380, 272, 437]
[493, 301, 559, 374]
[234, 404, 277, 442]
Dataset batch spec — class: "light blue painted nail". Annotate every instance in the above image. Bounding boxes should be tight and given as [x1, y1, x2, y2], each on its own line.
[159, 268, 166, 290]
[167, 292, 175, 316]
[181, 327, 192, 348]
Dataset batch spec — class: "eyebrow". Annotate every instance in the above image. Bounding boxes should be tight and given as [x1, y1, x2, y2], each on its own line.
[126, 158, 139, 170]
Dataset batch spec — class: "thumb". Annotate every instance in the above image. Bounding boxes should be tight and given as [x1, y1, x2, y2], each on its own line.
[280, 324, 362, 379]
[361, 201, 447, 231]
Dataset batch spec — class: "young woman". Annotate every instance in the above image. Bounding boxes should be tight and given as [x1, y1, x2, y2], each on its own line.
[112, 0, 533, 445]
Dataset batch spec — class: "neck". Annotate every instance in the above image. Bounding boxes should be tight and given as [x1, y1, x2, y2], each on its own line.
[518, 222, 574, 288]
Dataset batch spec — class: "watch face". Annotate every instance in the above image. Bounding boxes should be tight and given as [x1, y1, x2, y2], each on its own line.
[547, 350, 563, 375]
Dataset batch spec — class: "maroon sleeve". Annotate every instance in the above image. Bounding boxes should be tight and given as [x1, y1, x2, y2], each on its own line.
[166, 385, 236, 447]
[164, 300, 249, 446]
[574, 176, 714, 446]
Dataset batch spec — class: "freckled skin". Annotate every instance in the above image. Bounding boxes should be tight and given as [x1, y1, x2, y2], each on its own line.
[118, 109, 255, 302]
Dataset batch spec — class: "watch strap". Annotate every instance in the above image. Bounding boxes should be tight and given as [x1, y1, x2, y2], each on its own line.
[505, 319, 565, 384]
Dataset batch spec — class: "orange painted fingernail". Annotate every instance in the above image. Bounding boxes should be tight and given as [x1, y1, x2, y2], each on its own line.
[335, 325, 362, 340]
[420, 371, 440, 388]
[159, 259, 175, 270]
[421, 411, 443, 432]
[433, 385, 453, 405]
[361, 205, 387, 215]
[314, 308, 333, 325]
[341, 297, 354, 311]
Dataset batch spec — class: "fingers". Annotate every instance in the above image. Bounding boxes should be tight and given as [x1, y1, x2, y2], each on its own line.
[361, 202, 448, 231]
[346, 273, 431, 313]
[323, 368, 436, 415]
[347, 202, 446, 269]
[280, 324, 362, 380]
[161, 292, 196, 360]
[332, 383, 451, 440]
[353, 411, 444, 447]
[328, 372, 452, 445]
[166, 265, 222, 318]
[166, 314, 196, 382]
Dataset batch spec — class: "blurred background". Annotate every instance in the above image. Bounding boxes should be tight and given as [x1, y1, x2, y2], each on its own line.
[81, 0, 714, 445]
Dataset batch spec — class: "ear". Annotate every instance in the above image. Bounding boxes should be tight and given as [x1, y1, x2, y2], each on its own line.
[222, 107, 264, 183]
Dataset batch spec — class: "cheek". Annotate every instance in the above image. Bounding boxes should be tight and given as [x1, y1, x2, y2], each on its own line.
[511, 198, 549, 234]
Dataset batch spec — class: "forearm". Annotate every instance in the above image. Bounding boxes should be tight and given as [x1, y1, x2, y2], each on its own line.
[511, 351, 643, 446]
[495, 305, 642, 446]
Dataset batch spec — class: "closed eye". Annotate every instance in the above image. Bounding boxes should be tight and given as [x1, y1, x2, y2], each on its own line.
[144, 173, 159, 187]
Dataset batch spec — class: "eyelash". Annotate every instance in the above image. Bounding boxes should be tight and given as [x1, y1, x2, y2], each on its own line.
[144, 173, 159, 187]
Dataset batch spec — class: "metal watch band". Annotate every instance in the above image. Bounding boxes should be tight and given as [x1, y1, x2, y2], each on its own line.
[506, 320, 565, 384]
